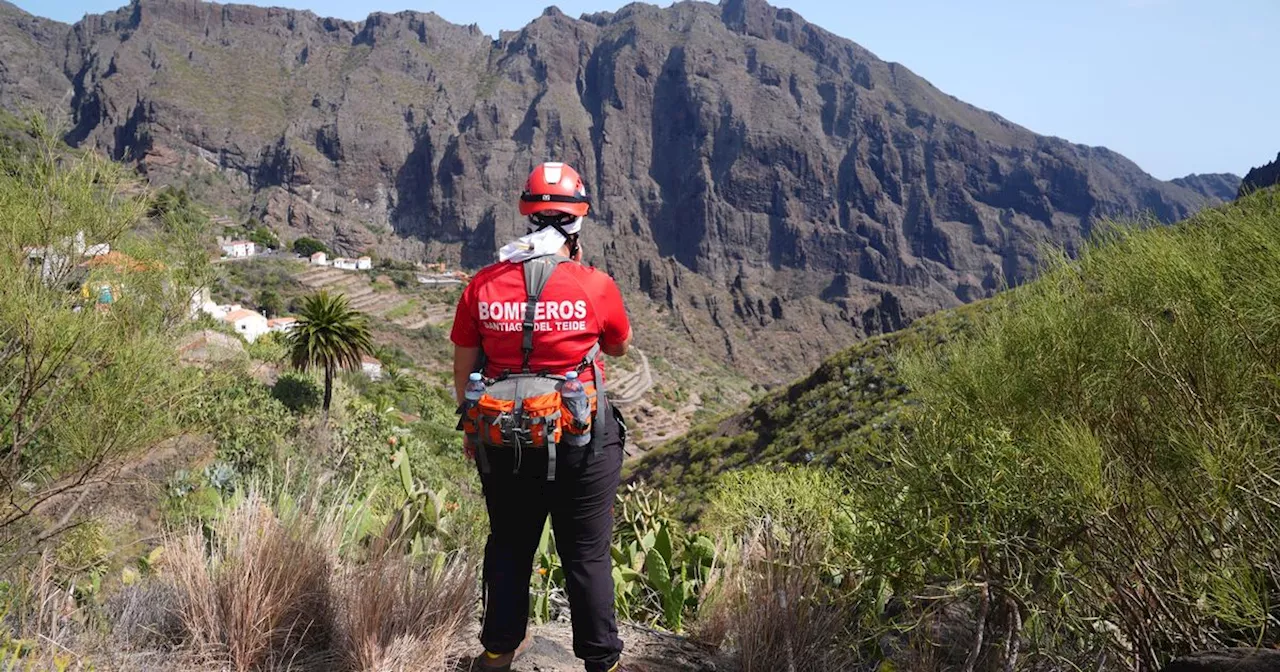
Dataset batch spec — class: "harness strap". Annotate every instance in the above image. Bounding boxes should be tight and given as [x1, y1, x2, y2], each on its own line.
[476, 418, 491, 475]
[576, 342, 606, 458]
[521, 256, 569, 374]
[547, 434, 557, 481]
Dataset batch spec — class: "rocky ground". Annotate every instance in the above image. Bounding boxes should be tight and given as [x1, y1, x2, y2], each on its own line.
[450, 620, 737, 672]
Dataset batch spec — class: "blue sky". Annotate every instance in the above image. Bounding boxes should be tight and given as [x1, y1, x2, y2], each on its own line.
[15, 0, 1280, 180]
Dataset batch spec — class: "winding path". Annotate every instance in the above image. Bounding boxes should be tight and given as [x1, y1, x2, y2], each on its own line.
[608, 347, 653, 407]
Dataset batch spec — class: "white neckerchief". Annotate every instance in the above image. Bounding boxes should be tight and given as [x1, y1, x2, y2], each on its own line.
[498, 218, 582, 263]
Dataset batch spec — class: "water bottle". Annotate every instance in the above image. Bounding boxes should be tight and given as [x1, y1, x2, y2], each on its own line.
[560, 371, 592, 447]
[462, 372, 485, 449]
[464, 372, 486, 406]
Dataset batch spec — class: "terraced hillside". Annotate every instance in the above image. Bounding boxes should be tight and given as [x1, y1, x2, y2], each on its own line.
[293, 266, 441, 330]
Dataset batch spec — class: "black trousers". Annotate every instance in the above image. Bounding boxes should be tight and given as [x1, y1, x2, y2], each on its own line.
[476, 407, 625, 672]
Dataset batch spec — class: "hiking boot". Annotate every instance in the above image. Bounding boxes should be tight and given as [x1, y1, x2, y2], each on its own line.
[603, 661, 649, 672]
[470, 634, 533, 671]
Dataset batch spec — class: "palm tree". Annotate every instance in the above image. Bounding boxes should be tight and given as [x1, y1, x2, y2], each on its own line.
[287, 291, 373, 417]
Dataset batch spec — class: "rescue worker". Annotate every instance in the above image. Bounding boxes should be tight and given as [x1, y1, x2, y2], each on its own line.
[451, 162, 636, 672]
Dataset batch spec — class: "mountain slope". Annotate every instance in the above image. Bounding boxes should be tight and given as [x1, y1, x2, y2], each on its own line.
[625, 300, 979, 519]
[1171, 172, 1241, 203]
[0, 1, 70, 114]
[1241, 153, 1280, 196]
[632, 185, 1280, 520]
[0, 0, 1234, 382]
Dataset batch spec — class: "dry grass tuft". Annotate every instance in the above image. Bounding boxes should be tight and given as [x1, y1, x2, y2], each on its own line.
[105, 580, 184, 651]
[167, 491, 335, 672]
[332, 551, 476, 672]
[701, 523, 856, 672]
[3, 551, 82, 652]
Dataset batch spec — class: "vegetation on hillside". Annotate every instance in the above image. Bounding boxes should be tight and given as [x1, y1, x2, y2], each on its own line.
[0, 122, 201, 572]
[5, 108, 1279, 670]
[628, 302, 981, 519]
[0, 120, 483, 669]
[687, 189, 1280, 669]
[860, 191, 1280, 667]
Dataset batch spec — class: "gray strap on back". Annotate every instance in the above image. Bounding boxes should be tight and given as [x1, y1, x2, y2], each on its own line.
[521, 255, 568, 374]
[520, 256, 566, 480]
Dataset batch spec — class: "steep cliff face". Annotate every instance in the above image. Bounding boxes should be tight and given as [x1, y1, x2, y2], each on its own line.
[1240, 153, 1280, 197]
[0, 1, 71, 114]
[0, 0, 1234, 382]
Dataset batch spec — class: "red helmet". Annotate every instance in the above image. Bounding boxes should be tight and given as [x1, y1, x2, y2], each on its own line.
[519, 162, 591, 218]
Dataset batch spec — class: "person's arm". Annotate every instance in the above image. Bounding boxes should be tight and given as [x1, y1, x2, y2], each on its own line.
[599, 276, 632, 357]
[602, 332, 631, 358]
[453, 345, 481, 404]
[448, 280, 482, 403]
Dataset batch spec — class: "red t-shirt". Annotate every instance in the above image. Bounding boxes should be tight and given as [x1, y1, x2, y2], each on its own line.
[450, 260, 631, 383]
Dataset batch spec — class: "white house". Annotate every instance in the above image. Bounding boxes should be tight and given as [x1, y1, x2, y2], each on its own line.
[188, 287, 212, 320]
[26, 231, 109, 284]
[198, 301, 238, 321]
[224, 308, 269, 342]
[221, 240, 256, 258]
[356, 256, 372, 270]
[333, 257, 358, 271]
[267, 317, 298, 334]
[310, 251, 328, 265]
[361, 355, 383, 380]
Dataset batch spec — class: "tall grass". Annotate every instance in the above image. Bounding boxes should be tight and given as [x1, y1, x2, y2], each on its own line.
[856, 189, 1280, 669]
[331, 553, 474, 671]
[168, 491, 335, 671]
[165, 487, 476, 671]
[696, 520, 856, 672]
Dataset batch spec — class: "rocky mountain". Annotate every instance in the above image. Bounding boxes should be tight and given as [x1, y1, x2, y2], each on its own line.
[0, 0, 1236, 382]
[1240, 153, 1280, 197]
[1171, 172, 1241, 203]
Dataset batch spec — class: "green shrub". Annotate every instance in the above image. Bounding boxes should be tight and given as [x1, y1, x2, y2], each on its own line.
[256, 289, 285, 318]
[272, 372, 322, 414]
[705, 466, 853, 559]
[0, 121, 198, 569]
[246, 221, 279, 250]
[247, 331, 287, 363]
[851, 191, 1280, 669]
[185, 371, 295, 474]
[291, 237, 329, 257]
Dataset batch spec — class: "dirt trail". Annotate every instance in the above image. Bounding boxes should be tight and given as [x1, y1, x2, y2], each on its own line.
[603, 348, 700, 455]
[452, 620, 735, 672]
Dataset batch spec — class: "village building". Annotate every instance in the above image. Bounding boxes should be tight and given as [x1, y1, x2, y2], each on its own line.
[200, 302, 233, 321]
[26, 231, 112, 284]
[221, 240, 256, 258]
[224, 308, 269, 342]
[267, 317, 298, 334]
[333, 257, 358, 271]
[310, 251, 328, 265]
[361, 355, 384, 380]
[357, 256, 372, 270]
[189, 288, 212, 320]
